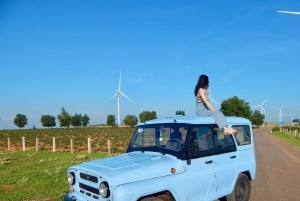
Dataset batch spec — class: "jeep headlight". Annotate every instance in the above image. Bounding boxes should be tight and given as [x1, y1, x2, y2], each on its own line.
[99, 182, 110, 198]
[68, 172, 75, 185]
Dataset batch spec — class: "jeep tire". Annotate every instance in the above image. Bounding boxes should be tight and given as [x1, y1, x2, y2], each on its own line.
[140, 192, 175, 201]
[140, 197, 164, 201]
[226, 173, 251, 201]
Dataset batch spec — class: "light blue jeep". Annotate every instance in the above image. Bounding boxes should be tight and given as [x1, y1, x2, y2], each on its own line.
[64, 115, 256, 201]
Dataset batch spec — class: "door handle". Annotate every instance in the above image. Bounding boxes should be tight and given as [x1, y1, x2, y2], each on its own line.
[230, 155, 236, 159]
[205, 160, 213, 164]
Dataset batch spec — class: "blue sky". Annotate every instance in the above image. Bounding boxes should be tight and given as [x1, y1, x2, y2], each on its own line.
[1, 0, 300, 129]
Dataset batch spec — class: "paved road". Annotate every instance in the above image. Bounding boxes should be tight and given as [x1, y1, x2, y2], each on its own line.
[250, 128, 300, 201]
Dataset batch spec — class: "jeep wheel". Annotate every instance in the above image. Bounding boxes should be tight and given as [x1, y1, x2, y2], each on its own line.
[140, 197, 164, 201]
[226, 173, 251, 201]
[140, 192, 175, 201]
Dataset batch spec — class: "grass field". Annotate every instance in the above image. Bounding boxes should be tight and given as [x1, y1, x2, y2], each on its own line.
[0, 151, 109, 201]
[271, 131, 300, 147]
[0, 127, 135, 201]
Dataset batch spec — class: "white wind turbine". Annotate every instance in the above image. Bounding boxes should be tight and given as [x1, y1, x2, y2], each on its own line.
[253, 99, 266, 115]
[274, 105, 285, 123]
[111, 72, 132, 126]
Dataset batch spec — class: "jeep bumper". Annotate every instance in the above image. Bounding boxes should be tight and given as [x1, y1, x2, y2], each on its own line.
[63, 193, 84, 201]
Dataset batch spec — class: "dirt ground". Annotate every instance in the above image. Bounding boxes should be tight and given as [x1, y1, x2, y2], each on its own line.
[249, 128, 300, 201]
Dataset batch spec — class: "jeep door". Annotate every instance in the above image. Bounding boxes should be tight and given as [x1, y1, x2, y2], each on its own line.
[185, 126, 217, 201]
[212, 129, 238, 198]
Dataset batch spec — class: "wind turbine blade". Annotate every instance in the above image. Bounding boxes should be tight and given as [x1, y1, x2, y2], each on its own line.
[207, 89, 220, 105]
[120, 91, 132, 102]
[210, 97, 219, 105]
[277, 10, 300, 15]
[111, 92, 117, 99]
[119, 72, 122, 91]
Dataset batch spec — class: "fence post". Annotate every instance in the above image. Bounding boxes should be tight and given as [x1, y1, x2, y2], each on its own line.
[22, 136, 26, 151]
[70, 139, 74, 153]
[36, 138, 39, 151]
[52, 137, 56, 152]
[88, 137, 91, 154]
[108, 139, 111, 154]
[7, 138, 10, 152]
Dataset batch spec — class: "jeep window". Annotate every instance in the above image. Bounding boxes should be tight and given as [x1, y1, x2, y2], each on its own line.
[134, 127, 156, 147]
[213, 127, 237, 154]
[187, 126, 214, 159]
[232, 125, 251, 146]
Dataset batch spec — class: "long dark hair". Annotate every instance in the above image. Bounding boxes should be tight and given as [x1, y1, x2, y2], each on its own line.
[194, 74, 209, 96]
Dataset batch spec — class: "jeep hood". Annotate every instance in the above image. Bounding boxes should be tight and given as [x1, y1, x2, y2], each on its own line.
[71, 151, 185, 186]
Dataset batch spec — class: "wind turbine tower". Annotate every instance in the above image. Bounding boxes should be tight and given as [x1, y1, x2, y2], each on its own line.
[274, 105, 285, 124]
[112, 72, 132, 126]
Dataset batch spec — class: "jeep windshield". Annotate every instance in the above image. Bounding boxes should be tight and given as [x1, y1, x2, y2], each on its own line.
[127, 123, 188, 158]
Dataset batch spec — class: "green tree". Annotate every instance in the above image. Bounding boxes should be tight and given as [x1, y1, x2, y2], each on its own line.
[220, 96, 251, 119]
[220, 96, 265, 125]
[250, 110, 265, 126]
[124, 114, 138, 127]
[14, 114, 28, 128]
[139, 111, 157, 123]
[57, 107, 71, 128]
[176, 110, 185, 116]
[107, 114, 116, 126]
[71, 114, 82, 127]
[40, 115, 56, 128]
[82, 114, 90, 126]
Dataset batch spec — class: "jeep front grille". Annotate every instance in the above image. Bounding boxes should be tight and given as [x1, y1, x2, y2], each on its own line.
[80, 172, 98, 183]
[77, 172, 102, 200]
[79, 183, 99, 195]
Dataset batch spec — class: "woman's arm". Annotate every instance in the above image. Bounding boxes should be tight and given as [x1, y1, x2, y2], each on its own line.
[199, 88, 215, 112]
